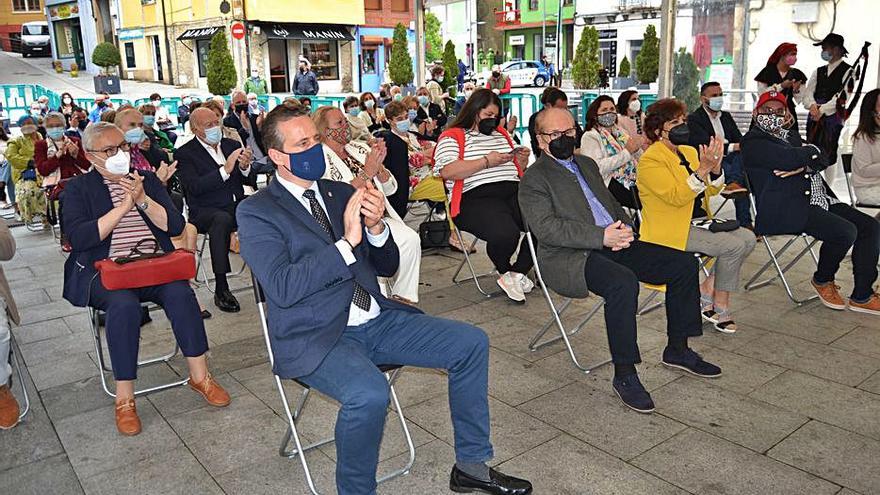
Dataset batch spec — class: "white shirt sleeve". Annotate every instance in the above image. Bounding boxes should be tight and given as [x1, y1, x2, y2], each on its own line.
[365, 220, 390, 247]
[240, 164, 252, 177]
[686, 173, 708, 194]
[801, 69, 819, 110]
[219, 167, 230, 181]
[335, 239, 356, 265]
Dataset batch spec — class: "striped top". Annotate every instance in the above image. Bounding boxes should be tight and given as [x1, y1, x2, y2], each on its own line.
[104, 177, 158, 260]
[433, 130, 519, 195]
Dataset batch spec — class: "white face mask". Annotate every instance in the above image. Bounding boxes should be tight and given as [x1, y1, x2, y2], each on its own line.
[103, 149, 131, 175]
[628, 99, 641, 113]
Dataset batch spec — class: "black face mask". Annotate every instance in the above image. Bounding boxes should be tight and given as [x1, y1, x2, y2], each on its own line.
[77, 119, 88, 131]
[234, 103, 248, 114]
[379, 90, 387, 98]
[97, 101, 106, 108]
[666, 123, 690, 145]
[548, 135, 578, 160]
[478, 117, 498, 135]
[492, 71, 501, 78]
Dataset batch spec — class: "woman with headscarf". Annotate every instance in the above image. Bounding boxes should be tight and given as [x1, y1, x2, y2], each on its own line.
[754, 42, 808, 132]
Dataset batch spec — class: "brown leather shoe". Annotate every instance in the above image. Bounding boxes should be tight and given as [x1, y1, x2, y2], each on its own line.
[849, 293, 880, 316]
[115, 398, 141, 436]
[0, 385, 20, 430]
[811, 279, 846, 310]
[188, 373, 231, 407]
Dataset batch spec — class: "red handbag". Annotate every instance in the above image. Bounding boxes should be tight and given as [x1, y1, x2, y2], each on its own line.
[94, 239, 196, 291]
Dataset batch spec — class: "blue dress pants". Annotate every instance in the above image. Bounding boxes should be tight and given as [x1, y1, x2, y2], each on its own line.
[721, 152, 752, 227]
[298, 309, 493, 495]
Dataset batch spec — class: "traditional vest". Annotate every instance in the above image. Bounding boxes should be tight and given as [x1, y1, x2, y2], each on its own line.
[814, 61, 851, 103]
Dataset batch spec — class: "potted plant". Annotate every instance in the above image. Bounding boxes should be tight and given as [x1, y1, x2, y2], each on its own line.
[91, 42, 122, 94]
[70, 62, 78, 78]
[53, 60, 63, 73]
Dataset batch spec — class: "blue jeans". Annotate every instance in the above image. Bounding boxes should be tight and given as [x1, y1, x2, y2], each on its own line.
[298, 309, 493, 495]
[722, 152, 752, 227]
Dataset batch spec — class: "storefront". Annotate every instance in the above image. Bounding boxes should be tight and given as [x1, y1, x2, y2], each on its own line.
[45, 0, 98, 72]
[503, 24, 573, 66]
[174, 25, 223, 90]
[253, 22, 355, 94]
[354, 26, 415, 93]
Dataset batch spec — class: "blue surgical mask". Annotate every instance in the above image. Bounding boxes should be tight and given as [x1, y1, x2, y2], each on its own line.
[203, 126, 222, 145]
[395, 119, 411, 133]
[364, 99, 375, 109]
[142, 115, 156, 126]
[46, 127, 65, 140]
[284, 142, 326, 180]
[821, 50, 833, 62]
[707, 96, 724, 112]
[124, 127, 145, 144]
[407, 109, 417, 121]
[348, 107, 361, 117]
[417, 95, 429, 106]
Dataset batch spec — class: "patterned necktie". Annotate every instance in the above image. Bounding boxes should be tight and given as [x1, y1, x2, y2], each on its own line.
[302, 189, 372, 312]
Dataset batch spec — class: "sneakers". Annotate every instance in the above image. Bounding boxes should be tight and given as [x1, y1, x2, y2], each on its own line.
[662, 347, 722, 378]
[612, 374, 655, 413]
[849, 293, 880, 316]
[513, 272, 534, 294]
[811, 279, 846, 310]
[721, 181, 748, 196]
[0, 385, 20, 430]
[497, 272, 526, 303]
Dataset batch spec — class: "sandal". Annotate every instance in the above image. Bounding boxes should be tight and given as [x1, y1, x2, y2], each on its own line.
[700, 294, 718, 324]
[713, 308, 737, 334]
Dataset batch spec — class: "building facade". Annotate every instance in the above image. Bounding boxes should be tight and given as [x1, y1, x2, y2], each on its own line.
[427, 0, 477, 69]
[495, 0, 575, 68]
[0, 0, 47, 53]
[44, 0, 107, 73]
[357, 0, 416, 93]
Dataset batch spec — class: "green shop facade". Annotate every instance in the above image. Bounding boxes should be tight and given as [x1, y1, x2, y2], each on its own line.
[496, 0, 575, 67]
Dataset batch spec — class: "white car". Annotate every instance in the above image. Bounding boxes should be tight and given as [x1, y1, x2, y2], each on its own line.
[476, 61, 550, 88]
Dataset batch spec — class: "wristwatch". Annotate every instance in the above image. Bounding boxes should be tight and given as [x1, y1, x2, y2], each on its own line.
[136, 199, 149, 211]
[357, 170, 371, 182]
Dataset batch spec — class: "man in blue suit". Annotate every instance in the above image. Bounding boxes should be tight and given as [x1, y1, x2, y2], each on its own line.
[237, 104, 533, 495]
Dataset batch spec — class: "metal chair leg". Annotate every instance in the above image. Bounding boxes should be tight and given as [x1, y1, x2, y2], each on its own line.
[636, 290, 663, 316]
[451, 229, 501, 298]
[9, 334, 29, 422]
[195, 234, 250, 294]
[744, 235, 819, 306]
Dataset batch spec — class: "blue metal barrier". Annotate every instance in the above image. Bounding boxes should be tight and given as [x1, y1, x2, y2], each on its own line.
[500, 93, 539, 143]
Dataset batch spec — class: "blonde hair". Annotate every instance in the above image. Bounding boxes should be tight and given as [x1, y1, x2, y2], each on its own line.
[312, 105, 343, 137]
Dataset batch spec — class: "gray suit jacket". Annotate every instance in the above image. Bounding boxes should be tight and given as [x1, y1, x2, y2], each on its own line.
[518, 153, 631, 298]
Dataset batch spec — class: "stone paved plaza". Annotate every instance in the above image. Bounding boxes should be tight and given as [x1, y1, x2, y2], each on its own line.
[1, 206, 879, 495]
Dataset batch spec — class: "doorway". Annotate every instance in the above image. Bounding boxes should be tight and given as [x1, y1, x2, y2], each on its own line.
[361, 46, 379, 92]
[268, 39, 290, 93]
[149, 35, 163, 82]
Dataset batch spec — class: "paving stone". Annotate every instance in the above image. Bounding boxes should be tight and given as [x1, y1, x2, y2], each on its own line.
[416, 286, 477, 315]
[768, 421, 880, 495]
[41, 375, 114, 422]
[750, 370, 880, 441]
[18, 299, 82, 325]
[12, 288, 51, 307]
[169, 334, 269, 376]
[377, 439, 458, 494]
[147, 371, 248, 418]
[28, 352, 98, 391]
[19, 331, 95, 365]
[405, 395, 559, 465]
[651, 376, 808, 452]
[632, 428, 839, 495]
[12, 317, 72, 345]
[79, 446, 223, 495]
[0, 404, 65, 472]
[831, 326, 880, 359]
[166, 391, 273, 443]
[535, 350, 678, 393]
[183, 409, 289, 476]
[215, 448, 337, 495]
[692, 344, 786, 395]
[734, 333, 880, 386]
[55, 400, 183, 479]
[498, 434, 686, 495]
[0, 454, 83, 495]
[858, 370, 880, 395]
[487, 348, 572, 406]
[735, 299, 858, 345]
[518, 383, 687, 460]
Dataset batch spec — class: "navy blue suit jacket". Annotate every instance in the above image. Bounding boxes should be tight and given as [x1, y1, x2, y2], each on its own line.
[237, 178, 420, 379]
[174, 137, 256, 218]
[62, 169, 185, 307]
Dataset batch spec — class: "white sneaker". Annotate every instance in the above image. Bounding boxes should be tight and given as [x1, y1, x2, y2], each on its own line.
[497, 272, 526, 303]
[512, 272, 534, 293]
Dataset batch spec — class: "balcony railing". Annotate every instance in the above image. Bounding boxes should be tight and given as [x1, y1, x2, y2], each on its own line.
[494, 8, 521, 27]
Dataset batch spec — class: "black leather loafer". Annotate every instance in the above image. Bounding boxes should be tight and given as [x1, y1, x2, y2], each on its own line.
[214, 289, 240, 313]
[449, 466, 532, 495]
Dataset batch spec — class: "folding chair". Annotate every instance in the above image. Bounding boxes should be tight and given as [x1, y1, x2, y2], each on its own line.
[8, 333, 30, 422]
[842, 153, 880, 210]
[88, 307, 190, 398]
[194, 232, 250, 294]
[524, 231, 610, 373]
[635, 254, 714, 317]
[450, 225, 503, 298]
[251, 272, 415, 494]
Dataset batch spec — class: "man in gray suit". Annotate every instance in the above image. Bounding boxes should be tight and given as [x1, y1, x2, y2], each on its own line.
[518, 108, 721, 414]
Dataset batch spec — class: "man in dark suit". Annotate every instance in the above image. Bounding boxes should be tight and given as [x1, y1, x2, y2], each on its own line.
[519, 108, 721, 414]
[688, 81, 751, 227]
[223, 90, 271, 174]
[175, 107, 256, 312]
[237, 104, 532, 495]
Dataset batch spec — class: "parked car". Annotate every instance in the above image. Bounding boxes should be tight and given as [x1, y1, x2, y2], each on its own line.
[20, 21, 50, 58]
[476, 60, 550, 88]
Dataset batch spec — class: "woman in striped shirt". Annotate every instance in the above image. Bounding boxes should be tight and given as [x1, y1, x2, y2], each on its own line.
[434, 88, 533, 303]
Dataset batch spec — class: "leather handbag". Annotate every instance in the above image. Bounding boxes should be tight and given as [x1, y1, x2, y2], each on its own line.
[419, 220, 450, 249]
[94, 239, 196, 291]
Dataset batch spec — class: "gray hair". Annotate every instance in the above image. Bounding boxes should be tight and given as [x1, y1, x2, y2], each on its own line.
[43, 111, 66, 127]
[230, 89, 246, 100]
[81, 121, 121, 151]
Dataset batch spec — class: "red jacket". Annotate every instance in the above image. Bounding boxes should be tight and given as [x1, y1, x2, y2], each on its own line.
[35, 136, 91, 180]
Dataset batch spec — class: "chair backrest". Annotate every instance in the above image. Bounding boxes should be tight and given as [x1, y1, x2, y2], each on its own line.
[841, 153, 853, 174]
[251, 272, 276, 367]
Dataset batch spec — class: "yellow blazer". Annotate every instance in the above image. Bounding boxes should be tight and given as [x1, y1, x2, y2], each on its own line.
[636, 141, 721, 250]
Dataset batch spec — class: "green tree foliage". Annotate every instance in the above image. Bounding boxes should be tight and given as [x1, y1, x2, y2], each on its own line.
[441, 40, 459, 97]
[636, 24, 659, 84]
[389, 23, 414, 86]
[673, 47, 701, 111]
[618, 55, 631, 78]
[91, 42, 120, 75]
[571, 26, 600, 89]
[206, 30, 237, 96]
[425, 12, 443, 62]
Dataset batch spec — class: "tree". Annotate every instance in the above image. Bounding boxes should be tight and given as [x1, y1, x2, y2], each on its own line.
[425, 12, 443, 63]
[441, 40, 459, 97]
[618, 55, 631, 78]
[571, 26, 600, 89]
[389, 23, 414, 86]
[673, 47, 701, 111]
[635, 24, 659, 84]
[91, 42, 120, 75]
[206, 30, 237, 96]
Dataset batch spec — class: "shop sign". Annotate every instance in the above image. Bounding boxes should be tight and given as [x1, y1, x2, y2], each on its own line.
[48, 2, 79, 21]
[118, 29, 145, 41]
[509, 35, 525, 46]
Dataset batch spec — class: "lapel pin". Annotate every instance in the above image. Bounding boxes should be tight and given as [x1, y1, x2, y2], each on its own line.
[328, 191, 333, 198]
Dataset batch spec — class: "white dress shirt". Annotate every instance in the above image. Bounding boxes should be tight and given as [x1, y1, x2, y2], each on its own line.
[196, 136, 252, 183]
[802, 59, 847, 116]
[275, 174, 389, 327]
[704, 106, 727, 145]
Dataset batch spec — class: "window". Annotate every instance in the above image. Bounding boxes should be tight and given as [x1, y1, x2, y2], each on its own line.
[629, 39, 642, 79]
[362, 48, 377, 74]
[13, 0, 40, 12]
[365, 0, 381, 10]
[124, 42, 136, 68]
[196, 39, 210, 78]
[533, 33, 543, 60]
[390, 0, 408, 12]
[562, 0, 572, 5]
[302, 41, 339, 80]
[529, 0, 538, 10]
[710, 34, 726, 60]
[53, 21, 76, 59]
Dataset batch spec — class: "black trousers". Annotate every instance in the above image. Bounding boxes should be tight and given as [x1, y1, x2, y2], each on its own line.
[190, 203, 238, 276]
[804, 203, 880, 300]
[454, 181, 533, 275]
[583, 241, 702, 365]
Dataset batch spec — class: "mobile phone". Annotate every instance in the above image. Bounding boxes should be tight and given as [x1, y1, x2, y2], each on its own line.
[512, 146, 528, 154]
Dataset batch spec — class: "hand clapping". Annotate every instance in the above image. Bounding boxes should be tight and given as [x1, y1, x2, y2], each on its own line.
[697, 136, 724, 177]
[119, 172, 146, 207]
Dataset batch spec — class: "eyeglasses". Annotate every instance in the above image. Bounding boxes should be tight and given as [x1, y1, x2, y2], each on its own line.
[539, 128, 577, 141]
[88, 141, 130, 155]
[757, 109, 787, 117]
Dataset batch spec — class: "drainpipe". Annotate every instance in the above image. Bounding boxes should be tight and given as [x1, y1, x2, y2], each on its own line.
[657, 0, 676, 98]
[160, 0, 174, 85]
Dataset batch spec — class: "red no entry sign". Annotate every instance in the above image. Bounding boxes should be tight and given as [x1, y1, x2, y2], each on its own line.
[231, 22, 246, 40]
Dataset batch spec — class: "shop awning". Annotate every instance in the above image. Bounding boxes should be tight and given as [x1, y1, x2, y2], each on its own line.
[258, 22, 354, 41]
[177, 27, 222, 41]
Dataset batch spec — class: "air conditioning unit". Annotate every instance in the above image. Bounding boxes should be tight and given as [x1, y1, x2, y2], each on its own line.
[791, 2, 819, 24]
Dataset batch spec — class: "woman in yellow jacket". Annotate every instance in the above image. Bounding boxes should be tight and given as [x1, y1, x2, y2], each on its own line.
[4, 116, 41, 216]
[637, 99, 756, 333]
